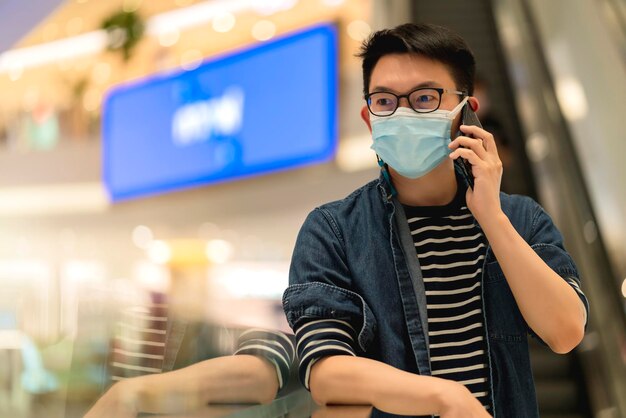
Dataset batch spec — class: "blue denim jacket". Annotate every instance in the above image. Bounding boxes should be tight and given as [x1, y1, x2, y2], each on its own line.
[283, 173, 588, 418]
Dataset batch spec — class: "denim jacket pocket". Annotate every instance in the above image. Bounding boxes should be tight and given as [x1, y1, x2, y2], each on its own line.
[484, 261, 526, 342]
[282, 282, 377, 352]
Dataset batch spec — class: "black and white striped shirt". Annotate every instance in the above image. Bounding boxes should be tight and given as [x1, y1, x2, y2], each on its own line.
[233, 328, 296, 390]
[403, 191, 491, 410]
[295, 319, 357, 389]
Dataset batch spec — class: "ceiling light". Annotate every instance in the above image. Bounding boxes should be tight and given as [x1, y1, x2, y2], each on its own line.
[525, 132, 550, 162]
[555, 76, 588, 121]
[0, 31, 108, 74]
[212, 12, 236, 33]
[0, 0, 295, 74]
[252, 20, 276, 41]
[147, 241, 171, 264]
[158, 28, 180, 47]
[132, 261, 170, 292]
[132, 225, 154, 249]
[146, 0, 250, 37]
[254, 0, 299, 15]
[205, 239, 234, 264]
[347, 20, 371, 41]
[336, 134, 378, 172]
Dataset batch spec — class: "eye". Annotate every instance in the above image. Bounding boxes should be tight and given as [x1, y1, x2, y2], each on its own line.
[368, 93, 397, 110]
[415, 94, 436, 103]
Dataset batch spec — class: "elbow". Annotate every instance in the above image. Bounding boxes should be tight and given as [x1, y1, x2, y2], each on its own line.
[309, 358, 341, 406]
[548, 321, 585, 354]
[308, 356, 361, 406]
[310, 371, 331, 406]
[251, 368, 279, 404]
[310, 389, 328, 406]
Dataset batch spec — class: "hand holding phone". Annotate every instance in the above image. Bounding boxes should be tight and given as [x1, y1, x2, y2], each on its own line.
[453, 105, 483, 190]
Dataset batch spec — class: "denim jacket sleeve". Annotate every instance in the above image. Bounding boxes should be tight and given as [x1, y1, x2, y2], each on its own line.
[527, 199, 590, 332]
[282, 208, 377, 353]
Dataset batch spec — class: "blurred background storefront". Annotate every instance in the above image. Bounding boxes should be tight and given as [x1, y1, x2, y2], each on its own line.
[0, 0, 624, 417]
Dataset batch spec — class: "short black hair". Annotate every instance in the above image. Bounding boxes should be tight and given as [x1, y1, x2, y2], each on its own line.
[357, 23, 476, 97]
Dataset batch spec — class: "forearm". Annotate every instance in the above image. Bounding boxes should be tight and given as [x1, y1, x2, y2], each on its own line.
[310, 355, 458, 416]
[130, 355, 278, 413]
[481, 213, 586, 352]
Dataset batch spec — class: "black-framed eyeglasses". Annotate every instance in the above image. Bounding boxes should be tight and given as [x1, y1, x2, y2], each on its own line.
[365, 87, 467, 116]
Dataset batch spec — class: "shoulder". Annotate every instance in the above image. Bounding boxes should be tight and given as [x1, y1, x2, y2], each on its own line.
[314, 179, 382, 219]
[298, 179, 383, 243]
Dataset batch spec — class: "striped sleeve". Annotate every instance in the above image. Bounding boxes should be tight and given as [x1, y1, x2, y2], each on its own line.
[294, 319, 357, 390]
[233, 329, 295, 390]
[564, 276, 590, 326]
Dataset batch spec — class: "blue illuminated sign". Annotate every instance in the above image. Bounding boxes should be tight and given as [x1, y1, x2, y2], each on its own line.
[103, 24, 337, 201]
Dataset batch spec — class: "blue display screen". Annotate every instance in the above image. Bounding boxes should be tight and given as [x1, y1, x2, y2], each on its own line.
[102, 24, 337, 201]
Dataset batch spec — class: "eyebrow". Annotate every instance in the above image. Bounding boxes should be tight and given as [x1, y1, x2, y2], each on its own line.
[369, 81, 443, 94]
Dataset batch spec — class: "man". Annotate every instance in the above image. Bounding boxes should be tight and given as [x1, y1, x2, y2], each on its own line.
[282, 23, 589, 417]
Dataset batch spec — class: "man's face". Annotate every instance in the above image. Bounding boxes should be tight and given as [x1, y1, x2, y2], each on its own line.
[360, 53, 470, 135]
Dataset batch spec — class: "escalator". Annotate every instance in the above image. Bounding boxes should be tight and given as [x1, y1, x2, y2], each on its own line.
[530, 338, 591, 418]
[409, 0, 626, 416]
[492, 0, 626, 416]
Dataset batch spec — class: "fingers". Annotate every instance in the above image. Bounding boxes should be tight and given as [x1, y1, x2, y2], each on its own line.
[448, 136, 487, 160]
[449, 147, 503, 174]
[458, 125, 498, 154]
[448, 147, 483, 166]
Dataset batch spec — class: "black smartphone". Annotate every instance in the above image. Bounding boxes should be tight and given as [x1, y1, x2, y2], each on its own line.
[453, 104, 483, 190]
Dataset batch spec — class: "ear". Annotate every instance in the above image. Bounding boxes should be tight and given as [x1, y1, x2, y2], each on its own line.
[468, 96, 480, 113]
[360, 105, 372, 133]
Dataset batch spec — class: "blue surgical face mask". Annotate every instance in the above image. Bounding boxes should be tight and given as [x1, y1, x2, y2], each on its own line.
[370, 97, 468, 179]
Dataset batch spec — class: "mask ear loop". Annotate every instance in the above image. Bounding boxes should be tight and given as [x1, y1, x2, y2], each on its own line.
[447, 96, 470, 120]
[377, 156, 397, 200]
